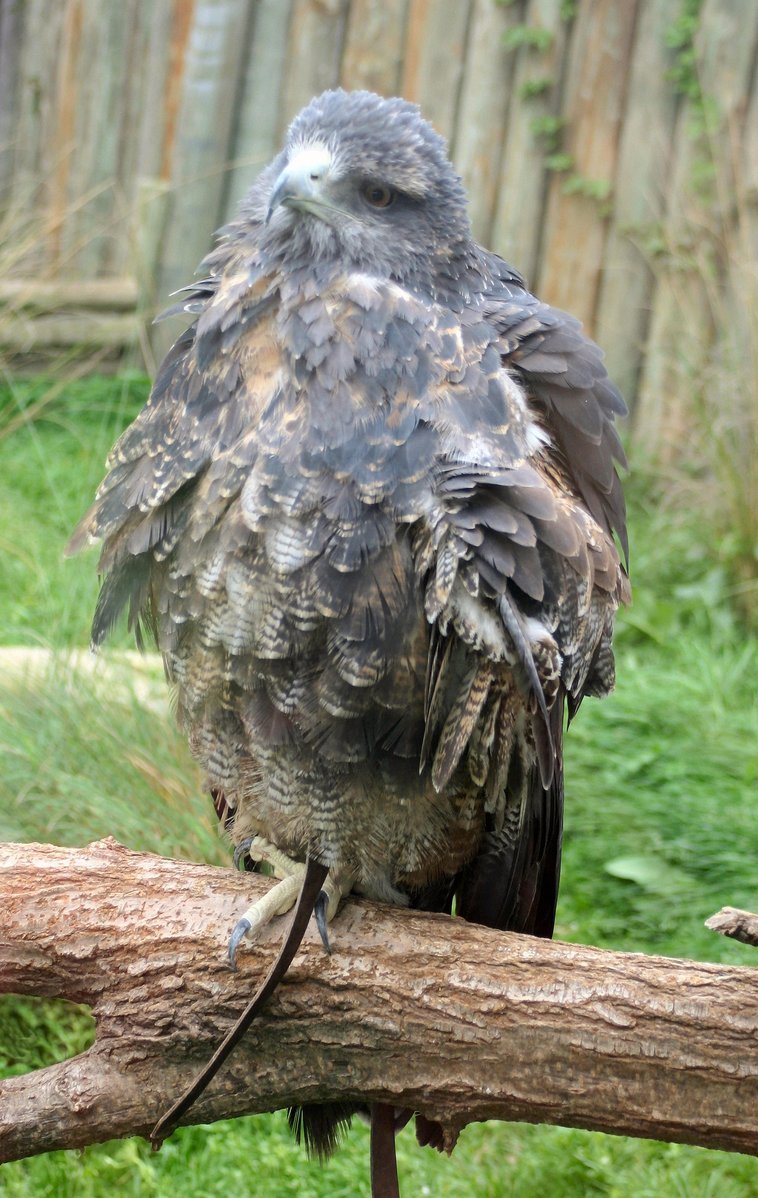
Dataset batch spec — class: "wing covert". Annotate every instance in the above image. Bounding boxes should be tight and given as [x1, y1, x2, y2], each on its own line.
[482, 251, 629, 566]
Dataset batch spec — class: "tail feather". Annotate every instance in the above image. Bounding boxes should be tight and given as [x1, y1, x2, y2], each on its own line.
[457, 697, 564, 936]
[287, 1102, 356, 1162]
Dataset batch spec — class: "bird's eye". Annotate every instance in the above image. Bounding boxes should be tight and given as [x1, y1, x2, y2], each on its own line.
[361, 183, 395, 209]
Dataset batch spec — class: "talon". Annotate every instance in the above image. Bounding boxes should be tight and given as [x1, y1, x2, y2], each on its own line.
[233, 837, 255, 871]
[314, 891, 332, 955]
[229, 916, 252, 971]
[312, 868, 352, 953]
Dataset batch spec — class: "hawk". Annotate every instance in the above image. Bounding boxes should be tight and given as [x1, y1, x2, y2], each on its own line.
[70, 89, 629, 1195]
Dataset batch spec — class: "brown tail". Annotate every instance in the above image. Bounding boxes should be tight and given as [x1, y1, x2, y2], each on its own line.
[150, 855, 328, 1148]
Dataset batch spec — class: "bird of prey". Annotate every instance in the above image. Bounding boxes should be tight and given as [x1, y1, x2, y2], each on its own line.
[70, 88, 629, 1196]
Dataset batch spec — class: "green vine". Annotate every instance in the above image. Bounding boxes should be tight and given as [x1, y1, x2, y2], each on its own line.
[503, 13, 613, 218]
[502, 24, 554, 53]
[665, 0, 705, 99]
[518, 76, 553, 101]
[529, 114, 564, 146]
[562, 173, 613, 211]
[544, 152, 574, 174]
[529, 118, 613, 216]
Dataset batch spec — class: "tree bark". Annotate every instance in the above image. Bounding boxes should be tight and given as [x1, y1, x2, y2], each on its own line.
[0, 838, 756, 1164]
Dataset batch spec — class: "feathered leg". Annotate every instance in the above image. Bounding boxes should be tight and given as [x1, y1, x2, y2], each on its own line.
[151, 855, 328, 1148]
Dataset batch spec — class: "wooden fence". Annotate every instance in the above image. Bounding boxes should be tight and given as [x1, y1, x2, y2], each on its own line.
[0, 0, 755, 450]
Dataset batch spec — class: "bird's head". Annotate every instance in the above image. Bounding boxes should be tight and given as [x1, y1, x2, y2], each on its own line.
[253, 89, 481, 299]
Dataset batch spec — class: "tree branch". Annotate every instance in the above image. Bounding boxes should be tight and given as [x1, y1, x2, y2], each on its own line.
[1, 839, 756, 1164]
[706, 907, 758, 948]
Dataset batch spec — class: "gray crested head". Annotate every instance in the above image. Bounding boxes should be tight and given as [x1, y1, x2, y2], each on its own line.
[246, 89, 483, 301]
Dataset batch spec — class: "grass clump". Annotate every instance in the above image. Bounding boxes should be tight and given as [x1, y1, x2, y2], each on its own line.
[0, 373, 149, 645]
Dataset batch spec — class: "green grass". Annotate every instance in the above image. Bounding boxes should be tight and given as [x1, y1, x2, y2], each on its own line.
[0, 373, 148, 646]
[0, 376, 756, 1196]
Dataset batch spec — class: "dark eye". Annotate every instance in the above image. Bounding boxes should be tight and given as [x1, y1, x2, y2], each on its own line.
[361, 183, 395, 209]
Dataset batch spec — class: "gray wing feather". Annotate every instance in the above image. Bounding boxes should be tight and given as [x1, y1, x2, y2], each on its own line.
[482, 251, 628, 566]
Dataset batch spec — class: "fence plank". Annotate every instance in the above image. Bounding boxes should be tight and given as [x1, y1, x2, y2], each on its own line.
[156, 0, 254, 302]
[133, 0, 176, 185]
[696, 0, 758, 216]
[221, 0, 294, 223]
[59, 0, 149, 278]
[6, 0, 70, 273]
[738, 18, 758, 202]
[635, 0, 758, 458]
[490, 0, 570, 286]
[537, 0, 639, 331]
[0, 311, 139, 351]
[401, 0, 472, 147]
[281, 0, 350, 129]
[594, 0, 679, 404]
[739, 32, 758, 326]
[0, 278, 138, 309]
[0, 0, 25, 200]
[124, 0, 177, 320]
[452, 0, 522, 246]
[340, 0, 409, 97]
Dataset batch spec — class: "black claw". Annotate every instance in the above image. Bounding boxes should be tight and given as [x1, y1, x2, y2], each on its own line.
[233, 838, 254, 871]
[314, 890, 332, 955]
[228, 916, 252, 971]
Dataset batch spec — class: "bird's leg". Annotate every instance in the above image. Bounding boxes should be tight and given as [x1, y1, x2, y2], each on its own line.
[370, 1103, 401, 1198]
[239, 835, 302, 877]
[229, 836, 353, 967]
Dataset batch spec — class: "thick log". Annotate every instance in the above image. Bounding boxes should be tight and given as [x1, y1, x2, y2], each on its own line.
[0, 311, 139, 350]
[0, 278, 139, 311]
[0, 838, 756, 1165]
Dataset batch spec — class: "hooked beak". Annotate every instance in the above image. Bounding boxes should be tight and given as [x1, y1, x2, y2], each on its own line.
[265, 145, 334, 224]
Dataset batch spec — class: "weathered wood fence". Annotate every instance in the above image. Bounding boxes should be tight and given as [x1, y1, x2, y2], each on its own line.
[0, 0, 755, 445]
